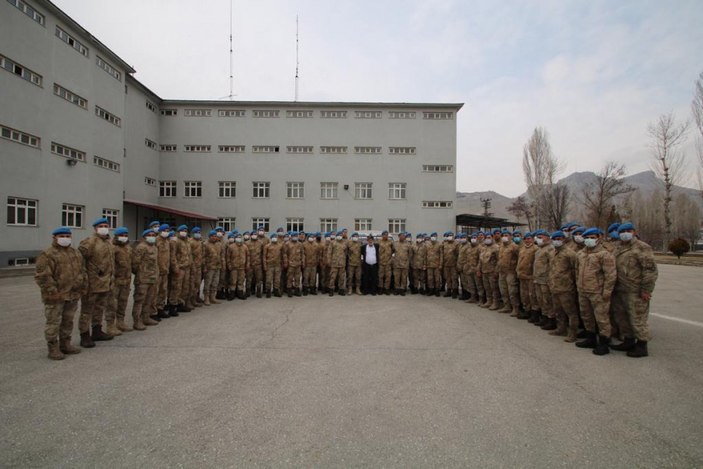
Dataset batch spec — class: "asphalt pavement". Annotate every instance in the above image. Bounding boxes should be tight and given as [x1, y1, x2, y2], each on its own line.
[1, 264, 702, 468]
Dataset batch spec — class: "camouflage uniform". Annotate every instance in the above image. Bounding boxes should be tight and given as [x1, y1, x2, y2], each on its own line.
[478, 243, 500, 308]
[346, 240, 362, 294]
[328, 239, 348, 292]
[425, 241, 443, 293]
[78, 233, 115, 333]
[286, 242, 305, 293]
[188, 237, 204, 306]
[108, 239, 132, 333]
[497, 241, 520, 314]
[411, 241, 427, 292]
[303, 240, 320, 292]
[466, 243, 483, 303]
[246, 239, 264, 296]
[202, 238, 224, 302]
[612, 239, 658, 342]
[316, 240, 327, 292]
[227, 242, 249, 294]
[155, 235, 171, 312]
[549, 245, 579, 339]
[576, 244, 617, 337]
[533, 244, 555, 319]
[392, 241, 412, 292]
[516, 244, 538, 314]
[441, 241, 459, 296]
[377, 239, 394, 291]
[131, 239, 159, 329]
[169, 236, 192, 308]
[263, 242, 284, 294]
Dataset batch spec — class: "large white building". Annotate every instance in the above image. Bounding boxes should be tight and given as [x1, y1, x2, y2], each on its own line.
[0, 0, 462, 267]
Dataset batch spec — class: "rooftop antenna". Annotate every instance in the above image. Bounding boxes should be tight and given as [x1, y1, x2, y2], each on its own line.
[294, 15, 299, 102]
[228, 0, 235, 100]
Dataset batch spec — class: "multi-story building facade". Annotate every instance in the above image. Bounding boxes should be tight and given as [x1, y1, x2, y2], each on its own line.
[0, 0, 462, 267]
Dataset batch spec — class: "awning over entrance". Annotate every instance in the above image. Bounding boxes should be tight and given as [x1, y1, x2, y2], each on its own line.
[456, 213, 526, 230]
[124, 199, 218, 221]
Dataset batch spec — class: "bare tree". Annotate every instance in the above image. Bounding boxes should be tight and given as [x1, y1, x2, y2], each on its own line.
[541, 183, 571, 230]
[693, 71, 703, 198]
[648, 112, 690, 248]
[672, 193, 701, 250]
[522, 127, 564, 228]
[507, 196, 534, 230]
[581, 162, 634, 229]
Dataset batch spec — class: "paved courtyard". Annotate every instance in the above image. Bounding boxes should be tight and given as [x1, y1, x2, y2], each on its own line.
[1, 264, 702, 468]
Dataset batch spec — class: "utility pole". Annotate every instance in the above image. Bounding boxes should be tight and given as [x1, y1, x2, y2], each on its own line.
[480, 197, 493, 218]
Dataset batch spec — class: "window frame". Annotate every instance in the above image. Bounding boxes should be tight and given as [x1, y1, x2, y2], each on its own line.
[7, 196, 38, 226]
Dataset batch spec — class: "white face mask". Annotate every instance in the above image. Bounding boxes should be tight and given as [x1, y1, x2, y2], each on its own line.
[244, 235, 250, 241]
[284, 237, 290, 242]
[336, 236, 343, 241]
[193, 233, 201, 240]
[251, 235, 258, 240]
[574, 235, 584, 244]
[235, 238, 243, 243]
[447, 236, 454, 241]
[484, 238, 493, 245]
[146, 236, 156, 244]
[57, 237, 72, 247]
[501, 236, 510, 243]
[352, 236, 358, 242]
[535, 237, 544, 246]
[152, 226, 159, 232]
[160, 231, 169, 238]
[258, 231, 264, 236]
[584, 238, 598, 248]
[564, 231, 572, 238]
[619, 232, 634, 242]
[228, 238, 235, 244]
[552, 240, 563, 248]
[170, 236, 177, 242]
[471, 238, 477, 245]
[117, 236, 129, 244]
[216, 232, 224, 238]
[179, 231, 187, 238]
[96, 227, 109, 236]
[271, 237, 278, 243]
[431, 237, 437, 242]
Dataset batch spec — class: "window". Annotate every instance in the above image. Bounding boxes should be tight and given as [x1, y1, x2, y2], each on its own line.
[320, 110, 347, 119]
[354, 182, 373, 200]
[389, 147, 416, 155]
[102, 209, 119, 228]
[218, 181, 236, 198]
[96, 56, 121, 81]
[320, 218, 338, 232]
[218, 109, 245, 117]
[252, 145, 280, 153]
[145, 100, 157, 113]
[422, 201, 453, 208]
[287, 146, 313, 154]
[0, 54, 42, 86]
[1, 125, 40, 148]
[251, 218, 270, 231]
[388, 219, 406, 234]
[354, 218, 372, 231]
[252, 110, 279, 118]
[145, 177, 156, 186]
[160, 109, 177, 116]
[7, 197, 37, 226]
[215, 145, 243, 154]
[320, 146, 347, 154]
[184, 109, 211, 117]
[95, 106, 121, 127]
[320, 182, 338, 200]
[355, 111, 382, 119]
[53, 83, 87, 109]
[184, 181, 202, 198]
[8, 257, 36, 266]
[253, 182, 270, 199]
[145, 138, 157, 150]
[354, 146, 382, 154]
[423, 111, 453, 120]
[184, 145, 211, 153]
[286, 110, 313, 118]
[55, 26, 88, 57]
[160, 144, 176, 152]
[422, 164, 454, 173]
[51, 142, 85, 162]
[286, 218, 304, 232]
[218, 217, 236, 232]
[61, 203, 84, 228]
[388, 111, 416, 119]
[388, 183, 407, 200]
[93, 155, 120, 172]
[160, 180, 176, 198]
[7, 0, 45, 25]
[286, 182, 304, 199]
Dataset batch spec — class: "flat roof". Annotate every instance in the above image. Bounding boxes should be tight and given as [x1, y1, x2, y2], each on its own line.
[160, 100, 465, 110]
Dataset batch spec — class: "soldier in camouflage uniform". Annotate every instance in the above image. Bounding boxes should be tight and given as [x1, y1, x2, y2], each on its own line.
[441, 232, 459, 298]
[532, 230, 555, 329]
[35, 226, 86, 360]
[570, 225, 586, 252]
[131, 229, 160, 330]
[168, 225, 192, 314]
[154, 224, 172, 318]
[285, 232, 305, 297]
[548, 231, 580, 341]
[464, 233, 483, 304]
[202, 229, 224, 305]
[411, 233, 427, 294]
[392, 232, 412, 295]
[78, 217, 115, 347]
[247, 231, 265, 298]
[456, 234, 470, 300]
[188, 227, 204, 308]
[425, 232, 443, 296]
[610, 223, 658, 358]
[377, 231, 394, 295]
[478, 231, 500, 310]
[107, 227, 132, 336]
[227, 233, 249, 300]
[575, 228, 617, 355]
[497, 229, 520, 315]
[602, 223, 620, 254]
[346, 233, 362, 295]
[303, 233, 320, 295]
[328, 233, 348, 296]
[263, 233, 284, 297]
[516, 232, 539, 321]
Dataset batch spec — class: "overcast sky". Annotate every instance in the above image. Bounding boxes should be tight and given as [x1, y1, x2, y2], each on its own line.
[53, 0, 703, 197]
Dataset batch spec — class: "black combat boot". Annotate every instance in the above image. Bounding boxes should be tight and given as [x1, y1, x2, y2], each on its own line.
[517, 309, 531, 320]
[288, 290, 294, 298]
[541, 317, 557, 331]
[310, 287, 317, 295]
[626, 340, 648, 358]
[91, 325, 113, 342]
[157, 308, 170, 319]
[178, 303, 193, 312]
[593, 335, 610, 355]
[444, 289, 452, 298]
[329, 290, 334, 297]
[610, 337, 636, 351]
[302, 288, 308, 296]
[534, 314, 546, 327]
[274, 289, 282, 298]
[575, 331, 597, 349]
[266, 289, 272, 298]
[294, 289, 301, 297]
[434, 289, 440, 297]
[339, 290, 346, 296]
[80, 331, 95, 348]
[400, 289, 406, 296]
[256, 286, 263, 298]
[216, 289, 226, 300]
[168, 304, 179, 317]
[452, 289, 458, 299]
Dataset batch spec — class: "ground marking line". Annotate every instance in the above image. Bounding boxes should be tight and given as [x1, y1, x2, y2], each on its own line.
[651, 313, 703, 328]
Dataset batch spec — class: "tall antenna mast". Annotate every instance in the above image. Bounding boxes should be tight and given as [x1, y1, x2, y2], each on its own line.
[294, 15, 299, 102]
[228, 0, 234, 100]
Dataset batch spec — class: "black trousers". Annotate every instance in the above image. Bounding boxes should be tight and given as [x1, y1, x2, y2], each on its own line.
[362, 263, 378, 294]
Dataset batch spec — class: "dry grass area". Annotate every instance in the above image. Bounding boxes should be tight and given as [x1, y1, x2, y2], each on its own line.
[654, 252, 703, 267]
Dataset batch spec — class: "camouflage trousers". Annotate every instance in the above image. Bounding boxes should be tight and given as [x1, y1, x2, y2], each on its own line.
[108, 283, 131, 323]
[44, 300, 78, 341]
[578, 292, 612, 337]
[246, 265, 264, 290]
[265, 266, 282, 292]
[519, 279, 537, 312]
[329, 266, 346, 290]
[460, 270, 477, 297]
[393, 267, 408, 291]
[481, 272, 499, 305]
[535, 283, 554, 317]
[132, 283, 157, 319]
[169, 268, 190, 306]
[189, 265, 203, 304]
[498, 271, 520, 309]
[611, 291, 651, 341]
[378, 264, 392, 290]
[426, 267, 442, 290]
[229, 268, 246, 292]
[304, 266, 318, 289]
[470, 273, 483, 300]
[155, 270, 169, 309]
[287, 266, 302, 290]
[443, 266, 458, 291]
[552, 291, 579, 331]
[79, 291, 111, 333]
[203, 269, 220, 295]
[319, 266, 329, 291]
[346, 265, 362, 291]
[412, 268, 426, 290]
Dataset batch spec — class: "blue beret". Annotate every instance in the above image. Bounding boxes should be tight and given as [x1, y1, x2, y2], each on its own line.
[215, 226, 224, 232]
[513, 230, 522, 235]
[352, 232, 359, 236]
[492, 229, 501, 234]
[502, 229, 510, 234]
[142, 229, 155, 237]
[270, 233, 277, 239]
[191, 227, 201, 233]
[257, 225, 265, 229]
[431, 232, 437, 236]
[572, 226, 586, 234]
[316, 232, 321, 236]
[92, 217, 109, 227]
[52, 226, 71, 236]
[148, 220, 160, 228]
[208, 229, 218, 237]
[618, 222, 635, 232]
[524, 232, 533, 239]
[382, 230, 389, 235]
[551, 230, 565, 239]
[607, 223, 620, 233]
[177, 224, 188, 231]
[476, 231, 484, 236]
[159, 224, 170, 232]
[583, 227, 603, 237]
[114, 227, 129, 236]
[532, 229, 547, 237]
[168, 230, 175, 237]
